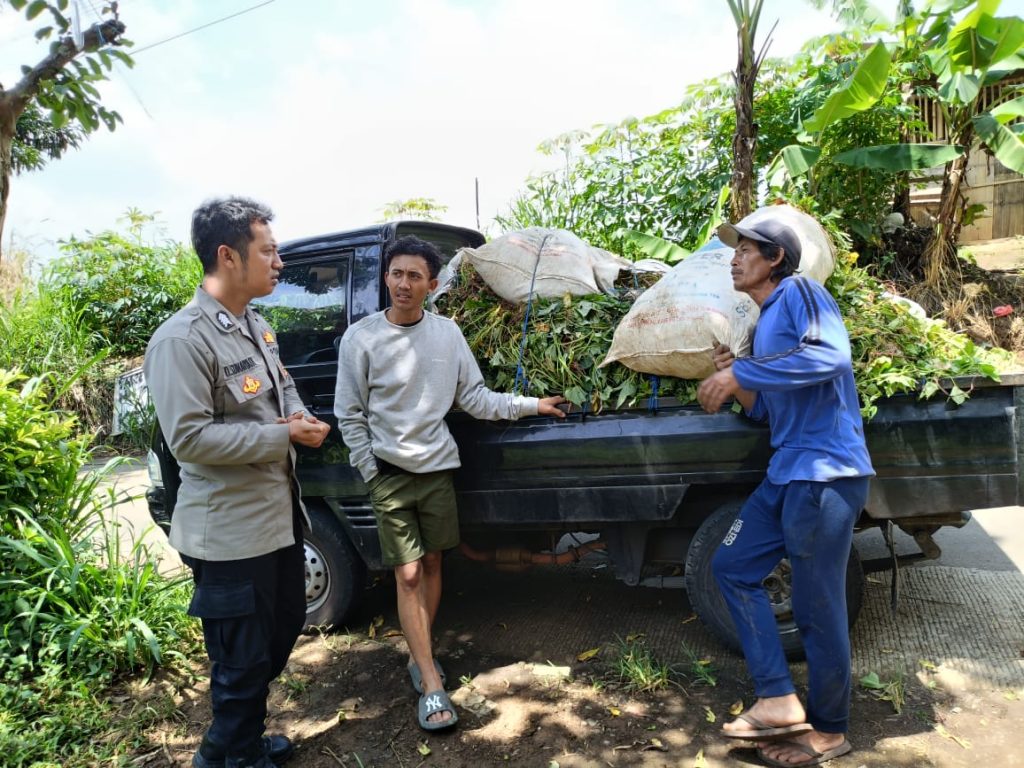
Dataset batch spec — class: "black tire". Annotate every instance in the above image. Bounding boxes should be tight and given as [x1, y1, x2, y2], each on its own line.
[303, 503, 367, 631]
[684, 501, 865, 661]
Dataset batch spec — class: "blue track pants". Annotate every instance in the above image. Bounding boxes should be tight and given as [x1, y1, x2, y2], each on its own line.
[712, 477, 870, 734]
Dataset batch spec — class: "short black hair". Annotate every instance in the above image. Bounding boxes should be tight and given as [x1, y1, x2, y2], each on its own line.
[718, 219, 801, 283]
[749, 238, 798, 282]
[384, 235, 443, 280]
[191, 196, 274, 275]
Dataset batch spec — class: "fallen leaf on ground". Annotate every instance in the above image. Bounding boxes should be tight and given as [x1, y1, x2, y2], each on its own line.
[729, 700, 744, 716]
[704, 706, 716, 723]
[626, 632, 644, 642]
[693, 748, 708, 767]
[642, 737, 667, 752]
[417, 742, 431, 756]
[935, 723, 971, 749]
[608, 706, 621, 716]
[577, 647, 601, 662]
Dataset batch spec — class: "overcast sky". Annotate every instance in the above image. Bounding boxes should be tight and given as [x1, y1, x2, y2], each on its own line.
[0, 0, 851, 258]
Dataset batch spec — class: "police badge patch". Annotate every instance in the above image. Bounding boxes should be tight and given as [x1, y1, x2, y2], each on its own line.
[216, 311, 234, 329]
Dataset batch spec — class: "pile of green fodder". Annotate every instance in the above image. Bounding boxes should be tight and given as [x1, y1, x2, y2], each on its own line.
[435, 254, 1014, 418]
[829, 252, 1014, 418]
[435, 263, 690, 412]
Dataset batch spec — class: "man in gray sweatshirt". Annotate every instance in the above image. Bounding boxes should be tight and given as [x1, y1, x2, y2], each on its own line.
[334, 235, 565, 730]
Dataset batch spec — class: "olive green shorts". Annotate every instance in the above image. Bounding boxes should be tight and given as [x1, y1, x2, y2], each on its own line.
[367, 469, 460, 566]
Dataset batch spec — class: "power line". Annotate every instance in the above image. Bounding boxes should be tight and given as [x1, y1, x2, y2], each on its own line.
[131, 0, 277, 56]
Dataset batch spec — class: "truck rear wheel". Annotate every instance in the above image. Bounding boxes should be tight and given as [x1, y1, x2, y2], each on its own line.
[684, 501, 864, 662]
[303, 503, 367, 631]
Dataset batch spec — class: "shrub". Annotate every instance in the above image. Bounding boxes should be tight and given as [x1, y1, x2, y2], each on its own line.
[0, 367, 198, 765]
[0, 370, 93, 534]
[44, 210, 200, 358]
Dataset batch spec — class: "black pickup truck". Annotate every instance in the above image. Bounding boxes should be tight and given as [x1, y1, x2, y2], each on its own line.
[146, 220, 1024, 658]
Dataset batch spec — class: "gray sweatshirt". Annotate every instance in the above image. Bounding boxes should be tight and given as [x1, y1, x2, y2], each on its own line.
[334, 310, 540, 482]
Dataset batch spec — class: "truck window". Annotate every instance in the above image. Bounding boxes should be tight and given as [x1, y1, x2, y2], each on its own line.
[253, 255, 351, 367]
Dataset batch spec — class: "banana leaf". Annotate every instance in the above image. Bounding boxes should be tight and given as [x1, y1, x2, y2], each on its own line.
[768, 144, 822, 181]
[833, 143, 965, 171]
[973, 113, 1024, 174]
[990, 96, 1024, 123]
[623, 229, 689, 263]
[948, 9, 1024, 71]
[803, 41, 891, 133]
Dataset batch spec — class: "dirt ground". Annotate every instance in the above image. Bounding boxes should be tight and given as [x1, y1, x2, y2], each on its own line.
[127, 554, 1024, 768]
[964, 237, 1024, 273]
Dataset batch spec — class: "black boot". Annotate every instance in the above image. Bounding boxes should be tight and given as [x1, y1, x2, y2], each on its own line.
[193, 734, 294, 768]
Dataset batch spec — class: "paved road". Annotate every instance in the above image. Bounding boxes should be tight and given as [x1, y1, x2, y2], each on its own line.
[857, 507, 1024, 572]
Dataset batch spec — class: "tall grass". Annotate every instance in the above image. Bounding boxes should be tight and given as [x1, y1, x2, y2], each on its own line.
[0, 368, 200, 766]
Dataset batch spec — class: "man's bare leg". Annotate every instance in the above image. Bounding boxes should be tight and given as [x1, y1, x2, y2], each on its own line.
[421, 551, 443, 627]
[395, 557, 450, 724]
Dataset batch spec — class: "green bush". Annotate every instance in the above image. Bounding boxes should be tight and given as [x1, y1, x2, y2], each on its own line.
[496, 61, 801, 254]
[0, 284, 101, 380]
[0, 368, 199, 765]
[44, 210, 200, 358]
[1, 212, 200, 438]
[0, 370, 93, 534]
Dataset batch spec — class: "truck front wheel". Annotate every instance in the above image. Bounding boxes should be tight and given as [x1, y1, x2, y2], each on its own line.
[684, 501, 865, 662]
[303, 503, 367, 631]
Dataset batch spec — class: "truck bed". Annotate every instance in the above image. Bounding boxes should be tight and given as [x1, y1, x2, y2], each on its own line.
[437, 374, 1024, 527]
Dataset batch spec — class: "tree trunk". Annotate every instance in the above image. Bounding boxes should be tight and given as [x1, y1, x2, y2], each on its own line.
[0, 107, 15, 266]
[730, 66, 757, 222]
[922, 129, 973, 286]
[892, 126, 911, 220]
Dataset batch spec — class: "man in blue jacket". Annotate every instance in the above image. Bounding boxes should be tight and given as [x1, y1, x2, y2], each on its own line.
[697, 216, 873, 767]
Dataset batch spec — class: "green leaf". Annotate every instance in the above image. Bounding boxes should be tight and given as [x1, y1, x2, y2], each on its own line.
[948, 10, 1024, 71]
[938, 71, 980, 104]
[777, 144, 821, 179]
[804, 41, 891, 133]
[990, 96, 1024, 124]
[860, 672, 885, 689]
[973, 113, 1024, 174]
[25, 0, 48, 20]
[622, 229, 690, 263]
[833, 143, 965, 171]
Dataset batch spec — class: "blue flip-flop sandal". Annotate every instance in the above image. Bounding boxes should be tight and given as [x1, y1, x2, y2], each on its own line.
[418, 689, 458, 732]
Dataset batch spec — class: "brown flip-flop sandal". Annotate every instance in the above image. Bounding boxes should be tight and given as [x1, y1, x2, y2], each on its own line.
[756, 738, 852, 766]
[723, 712, 815, 741]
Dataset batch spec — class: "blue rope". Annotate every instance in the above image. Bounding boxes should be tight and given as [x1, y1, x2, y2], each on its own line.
[648, 374, 660, 412]
[513, 235, 550, 395]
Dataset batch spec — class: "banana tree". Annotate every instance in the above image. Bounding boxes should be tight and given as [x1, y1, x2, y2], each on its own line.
[726, 0, 775, 221]
[770, 0, 1024, 285]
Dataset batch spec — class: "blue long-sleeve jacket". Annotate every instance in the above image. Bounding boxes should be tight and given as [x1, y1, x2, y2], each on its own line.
[732, 276, 875, 484]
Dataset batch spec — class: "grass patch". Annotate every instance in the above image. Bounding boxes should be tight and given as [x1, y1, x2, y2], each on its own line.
[610, 636, 672, 693]
[680, 641, 718, 687]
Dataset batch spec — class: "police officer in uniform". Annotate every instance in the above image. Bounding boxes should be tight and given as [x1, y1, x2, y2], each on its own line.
[145, 197, 330, 768]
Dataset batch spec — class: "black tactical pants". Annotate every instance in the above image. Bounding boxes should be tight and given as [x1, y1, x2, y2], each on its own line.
[182, 508, 306, 754]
